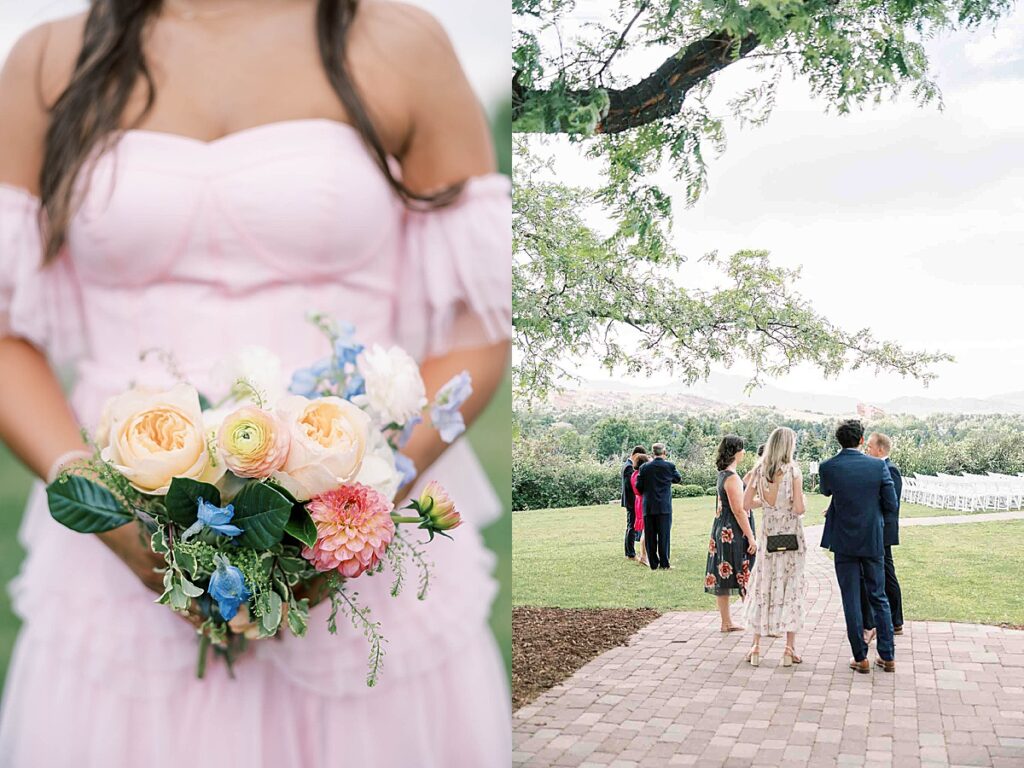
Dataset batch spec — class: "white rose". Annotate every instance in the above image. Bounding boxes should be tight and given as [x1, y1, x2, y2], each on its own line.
[211, 345, 286, 407]
[355, 344, 427, 426]
[100, 383, 225, 495]
[271, 395, 371, 501]
[355, 429, 404, 500]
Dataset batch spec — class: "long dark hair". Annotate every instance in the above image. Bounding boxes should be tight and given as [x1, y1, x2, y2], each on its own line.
[715, 435, 745, 472]
[40, 0, 458, 262]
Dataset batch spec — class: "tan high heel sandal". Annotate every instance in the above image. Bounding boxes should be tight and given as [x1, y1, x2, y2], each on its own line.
[746, 645, 760, 667]
[782, 646, 803, 666]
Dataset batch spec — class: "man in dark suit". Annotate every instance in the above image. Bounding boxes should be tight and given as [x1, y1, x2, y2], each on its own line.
[634, 443, 682, 570]
[819, 419, 899, 673]
[621, 446, 646, 559]
[861, 432, 904, 636]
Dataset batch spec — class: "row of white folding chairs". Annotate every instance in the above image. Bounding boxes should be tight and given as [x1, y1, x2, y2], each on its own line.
[902, 473, 1024, 512]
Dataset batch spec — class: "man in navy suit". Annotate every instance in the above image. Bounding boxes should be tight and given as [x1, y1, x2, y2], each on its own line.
[635, 443, 682, 570]
[819, 420, 899, 673]
[621, 446, 646, 559]
[861, 432, 904, 637]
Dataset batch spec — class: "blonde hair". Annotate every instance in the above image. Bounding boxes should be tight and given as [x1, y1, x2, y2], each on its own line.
[759, 427, 796, 490]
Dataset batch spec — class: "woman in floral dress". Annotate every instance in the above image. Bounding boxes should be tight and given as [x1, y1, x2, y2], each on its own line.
[742, 427, 807, 667]
[704, 435, 758, 632]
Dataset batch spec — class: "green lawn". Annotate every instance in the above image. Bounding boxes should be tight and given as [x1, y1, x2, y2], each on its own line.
[0, 375, 512, 690]
[513, 494, 1024, 627]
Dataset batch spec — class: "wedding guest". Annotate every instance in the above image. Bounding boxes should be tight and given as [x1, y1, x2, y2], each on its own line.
[742, 443, 766, 487]
[630, 453, 650, 567]
[704, 436, 757, 632]
[820, 420, 898, 673]
[621, 445, 646, 559]
[742, 427, 807, 667]
[635, 443, 682, 570]
[861, 432, 904, 640]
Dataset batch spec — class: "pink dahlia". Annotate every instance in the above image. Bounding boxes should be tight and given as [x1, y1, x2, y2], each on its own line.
[301, 483, 395, 578]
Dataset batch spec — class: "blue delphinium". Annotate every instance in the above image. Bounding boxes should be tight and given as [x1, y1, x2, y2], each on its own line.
[394, 452, 417, 488]
[333, 323, 364, 367]
[397, 414, 423, 448]
[208, 555, 251, 621]
[430, 371, 473, 443]
[289, 358, 333, 398]
[181, 498, 243, 541]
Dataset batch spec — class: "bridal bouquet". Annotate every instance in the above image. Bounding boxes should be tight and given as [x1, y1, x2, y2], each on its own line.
[45, 314, 472, 684]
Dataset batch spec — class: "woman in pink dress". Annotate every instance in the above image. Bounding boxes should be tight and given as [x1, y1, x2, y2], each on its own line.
[0, 1, 510, 766]
[630, 453, 649, 567]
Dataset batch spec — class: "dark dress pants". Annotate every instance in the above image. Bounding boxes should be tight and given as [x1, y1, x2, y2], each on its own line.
[624, 508, 636, 558]
[861, 546, 904, 630]
[836, 552, 894, 662]
[644, 513, 672, 570]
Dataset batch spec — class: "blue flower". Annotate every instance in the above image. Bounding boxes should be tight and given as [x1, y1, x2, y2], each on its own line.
[394, 452, 417, 488]
[431, 371, 473, 443]
[397, 414, 423, 448]
[208, 555, 251, 621]
[289, 358, 333, 398]
[341, 371, 366, 400]
[181, 497, 244, 541]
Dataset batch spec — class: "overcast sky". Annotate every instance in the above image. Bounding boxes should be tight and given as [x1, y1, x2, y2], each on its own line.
[0, 0, 509, 113]
[531, 7, 1024, 403]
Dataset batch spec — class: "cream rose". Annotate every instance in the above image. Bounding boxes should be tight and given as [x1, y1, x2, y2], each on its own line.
[100, 383, 225, 495]
[271, 395, 371, 501]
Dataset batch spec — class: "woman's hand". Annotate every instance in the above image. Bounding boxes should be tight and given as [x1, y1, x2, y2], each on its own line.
[98, 523, 167, 594]
[747, 539, 758, 556]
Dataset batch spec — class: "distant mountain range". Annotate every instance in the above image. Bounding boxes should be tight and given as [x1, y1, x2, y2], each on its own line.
[551, 374, 1024, 417]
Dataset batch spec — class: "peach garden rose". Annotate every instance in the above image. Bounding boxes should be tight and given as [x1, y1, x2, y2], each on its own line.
[271, 394, 371, 501]
[99, 383, 225, 495]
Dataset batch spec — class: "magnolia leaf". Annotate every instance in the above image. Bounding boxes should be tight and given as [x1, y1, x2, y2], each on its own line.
[47, 474, 133, 533]
[231, 483, 292, 549]
[283, 504, 318, 549]
[165, 477, 221, 528]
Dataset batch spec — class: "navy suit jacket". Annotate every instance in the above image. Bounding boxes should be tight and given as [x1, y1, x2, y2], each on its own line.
[635, 457, 682, 516]
[883, 459, 902, 546]
[621, 461, 636, 509]
[819, 448, 899, 558]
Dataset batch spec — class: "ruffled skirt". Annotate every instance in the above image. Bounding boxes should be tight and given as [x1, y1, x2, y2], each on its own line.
[0, 441, 510, 768]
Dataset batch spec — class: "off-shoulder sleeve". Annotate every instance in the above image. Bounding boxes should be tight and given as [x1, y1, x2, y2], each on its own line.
[0, 184, 84, 363]
[397, 174, 511, 359]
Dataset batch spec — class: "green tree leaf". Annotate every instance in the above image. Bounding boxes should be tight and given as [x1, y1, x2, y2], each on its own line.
[231, 482, 292, 550]
[164, 477, 221, 528]
[46, 474, 134, 533]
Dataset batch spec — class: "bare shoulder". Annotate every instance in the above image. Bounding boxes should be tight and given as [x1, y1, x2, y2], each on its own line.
[0, 12, 87, 190]
[355, 1, 457, 69]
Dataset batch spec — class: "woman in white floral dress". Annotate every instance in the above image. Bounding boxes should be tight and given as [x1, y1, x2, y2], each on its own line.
[742, 427, 807, 667]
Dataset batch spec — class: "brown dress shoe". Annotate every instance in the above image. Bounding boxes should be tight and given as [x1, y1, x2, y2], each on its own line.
[876, 657, 896, 673]
[849, 658, 871, 674]
[894, 626, 903, 635]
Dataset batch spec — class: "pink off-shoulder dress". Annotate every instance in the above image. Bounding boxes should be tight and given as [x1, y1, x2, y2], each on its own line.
[0, 119, 511, 768]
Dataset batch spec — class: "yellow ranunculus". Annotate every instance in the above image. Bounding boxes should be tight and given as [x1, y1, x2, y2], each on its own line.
[217, 406, 290, 479]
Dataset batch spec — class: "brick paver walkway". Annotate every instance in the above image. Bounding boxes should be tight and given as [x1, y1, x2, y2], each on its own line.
[513, 516, 1024, 767]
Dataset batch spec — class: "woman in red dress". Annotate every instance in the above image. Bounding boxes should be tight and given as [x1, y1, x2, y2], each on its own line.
[631, 453, 649, 567]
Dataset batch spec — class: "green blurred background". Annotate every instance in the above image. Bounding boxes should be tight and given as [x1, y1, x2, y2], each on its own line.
[0, 103, 513, 691]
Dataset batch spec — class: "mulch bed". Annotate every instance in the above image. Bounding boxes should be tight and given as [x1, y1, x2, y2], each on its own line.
[512, 606, 661, 711]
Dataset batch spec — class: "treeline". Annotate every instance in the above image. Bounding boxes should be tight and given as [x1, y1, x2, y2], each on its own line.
[512, 405, 1024, 510]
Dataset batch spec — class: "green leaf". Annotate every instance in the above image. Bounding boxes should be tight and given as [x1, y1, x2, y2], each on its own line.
[164, 477, 221, 528]
[46, 474, 133, 533]
[176, 549, 197, 576]
[168, 581, 189, 611]
[150, 528, 169, 555]
[260, 591, 283, 634]
[231, 483, 292, 549]
[180, 574, 205, 598]
[287, 598, 309, 637]
[283, 504, 317, 548]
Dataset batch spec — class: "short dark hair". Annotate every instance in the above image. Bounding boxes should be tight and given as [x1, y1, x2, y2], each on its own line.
[715, 435, 745, 471]
[631, 445, 646, 456]
[836, 419, 865, 449]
